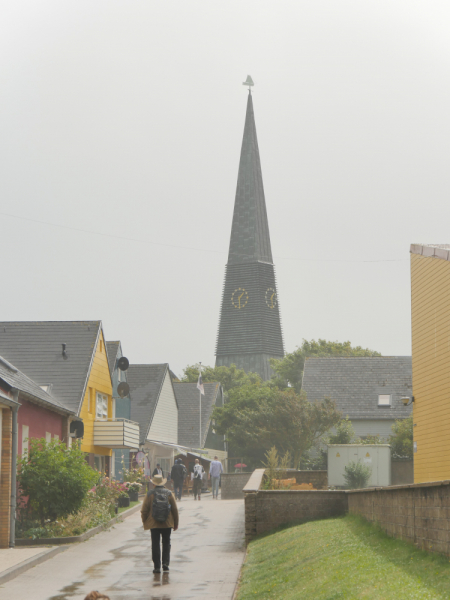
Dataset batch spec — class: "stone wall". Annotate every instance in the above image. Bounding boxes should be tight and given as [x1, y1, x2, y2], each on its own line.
[348, 481, 450, 556]
[244, 470, 347, 544]
[293, 470, 327, 489]
[221, 472, 253, 499]
[391, 460, 414, 486]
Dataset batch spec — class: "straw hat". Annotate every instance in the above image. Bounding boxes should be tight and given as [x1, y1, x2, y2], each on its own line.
[151, 474, 167, 486]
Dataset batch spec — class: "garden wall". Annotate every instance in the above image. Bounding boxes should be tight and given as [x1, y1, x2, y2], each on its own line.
[391, 460, 414, 486]
[244, 470, 347, 544]
[221, 472, 253, 499]
[348, 480, 450, 556]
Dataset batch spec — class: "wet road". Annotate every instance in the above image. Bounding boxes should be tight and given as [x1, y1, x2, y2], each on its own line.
[0, 496, 245, 600]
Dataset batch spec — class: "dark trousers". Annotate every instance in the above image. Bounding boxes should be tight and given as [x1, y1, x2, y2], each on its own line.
[173, 480, 183, 499]
[193, 478, 202, 498]
[151, 528, 172, 568]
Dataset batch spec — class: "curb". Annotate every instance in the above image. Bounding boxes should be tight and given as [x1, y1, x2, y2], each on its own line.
[0, 545, 69, 585]
[15, 502, 142, 547]
[232, 545, 248, 600]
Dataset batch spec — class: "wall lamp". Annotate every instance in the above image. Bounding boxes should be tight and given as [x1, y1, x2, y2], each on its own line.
[401, 396, 415, 406]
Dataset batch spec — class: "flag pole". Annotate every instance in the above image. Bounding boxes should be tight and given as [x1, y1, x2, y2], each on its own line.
[199, 362, 202, 448]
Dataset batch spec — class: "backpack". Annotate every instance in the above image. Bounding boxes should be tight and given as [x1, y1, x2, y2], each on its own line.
[149, 488, 171, 522]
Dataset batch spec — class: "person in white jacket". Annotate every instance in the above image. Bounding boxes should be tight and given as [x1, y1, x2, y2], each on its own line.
[191, 459, 205, 500]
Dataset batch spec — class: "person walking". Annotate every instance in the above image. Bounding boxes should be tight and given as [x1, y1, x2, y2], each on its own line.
[141, 473, 179, 574]
[209, 456, 223, 499]
[171, 458, 187, 501]
[152, 463, 164, 478]
[192, 458, 204, 501]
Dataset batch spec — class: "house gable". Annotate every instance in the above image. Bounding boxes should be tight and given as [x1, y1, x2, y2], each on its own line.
[148, 370, 178, 444]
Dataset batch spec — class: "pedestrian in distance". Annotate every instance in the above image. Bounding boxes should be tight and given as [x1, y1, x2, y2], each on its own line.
[141, 473, 179, 574]
[152, 463, 164, 478]
[171, 458, 187, 501]
[209, 456, 223, 499]
[192, 458, 205, 501]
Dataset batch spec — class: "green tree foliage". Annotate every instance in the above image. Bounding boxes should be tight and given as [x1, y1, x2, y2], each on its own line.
[269, 339, 381, 391]
[343, 460, 372, 489]
[357, 434, 384, 445]
[181, 363, 261, 393]
[18, 438, 98, 524]
[328, 417, 355, 445]
[213, 385, 342, 468]
[389, 415, 413, 459]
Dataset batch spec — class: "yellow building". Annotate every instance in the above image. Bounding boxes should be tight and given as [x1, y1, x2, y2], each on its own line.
[0, 321, 139, 475]
[411, 244, 450, 482]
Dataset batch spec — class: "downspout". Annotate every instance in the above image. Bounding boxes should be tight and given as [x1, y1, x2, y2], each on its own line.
[9, 388, 19, 548]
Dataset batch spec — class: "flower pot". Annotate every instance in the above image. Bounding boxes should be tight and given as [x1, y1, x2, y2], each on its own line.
[128, 490, 139, 502]
[118, 496, 130, 508]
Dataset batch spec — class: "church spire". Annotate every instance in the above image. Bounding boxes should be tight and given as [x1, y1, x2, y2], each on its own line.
[228, 93, 273, 265]
[215, 84, 284, 381]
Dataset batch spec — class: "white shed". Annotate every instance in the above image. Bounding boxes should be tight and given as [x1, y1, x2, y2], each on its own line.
[328, 444, 391, 487]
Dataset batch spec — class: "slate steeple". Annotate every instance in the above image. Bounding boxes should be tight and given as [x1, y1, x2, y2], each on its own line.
[215, 88, 284, 381]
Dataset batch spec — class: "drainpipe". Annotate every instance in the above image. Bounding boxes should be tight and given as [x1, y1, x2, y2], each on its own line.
[10, 388, 19, 548]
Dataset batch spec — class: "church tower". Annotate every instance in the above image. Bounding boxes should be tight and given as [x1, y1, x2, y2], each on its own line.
[215, 84, 284, 380]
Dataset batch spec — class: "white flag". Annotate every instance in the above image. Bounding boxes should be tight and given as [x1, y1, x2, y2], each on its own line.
[197, 373, 205, 395]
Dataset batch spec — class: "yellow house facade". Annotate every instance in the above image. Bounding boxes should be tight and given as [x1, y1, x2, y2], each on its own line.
[411, 244, 450, 483]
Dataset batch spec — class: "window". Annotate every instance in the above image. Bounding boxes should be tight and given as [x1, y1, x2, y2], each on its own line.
[156, 458, 171, 475]
[378, 394, 391, 407]
[22, 425, 29, 456]
[54, 434, 59, 441]
[94, 455, 106, 473]
[45, 432, 51, 443]
[96, 393, 108, 419]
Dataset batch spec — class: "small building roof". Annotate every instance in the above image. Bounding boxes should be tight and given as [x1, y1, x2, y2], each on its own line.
[0, 355, 74, 415]
[0, 321, 103, 414]
[173, 382, 221, 447]
[302, 356, 412, 421]
[127, 364, 170, 445]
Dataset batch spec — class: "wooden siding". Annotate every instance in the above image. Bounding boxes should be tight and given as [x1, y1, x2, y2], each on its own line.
[411, 253, 450, 482]
[79, 330, 113, 456]
[148, 371, 178, 444]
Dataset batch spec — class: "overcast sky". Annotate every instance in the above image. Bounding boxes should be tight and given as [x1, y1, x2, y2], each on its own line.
[1, 1, 450, 376]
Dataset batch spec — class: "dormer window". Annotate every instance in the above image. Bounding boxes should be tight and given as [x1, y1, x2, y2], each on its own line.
[378, 394, 391, 407]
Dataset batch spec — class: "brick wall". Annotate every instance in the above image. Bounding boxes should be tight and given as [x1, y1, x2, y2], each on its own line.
[244, 469, 346, 544]
[221, 473, 253, 499]
[293, 470, 327, 489]
[348, 481, 450, 556]
[0, 408, 12, 548]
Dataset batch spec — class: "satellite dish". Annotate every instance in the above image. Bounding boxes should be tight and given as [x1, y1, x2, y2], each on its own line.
[117, 382, 130, 398]
[117, 356, 129, 371]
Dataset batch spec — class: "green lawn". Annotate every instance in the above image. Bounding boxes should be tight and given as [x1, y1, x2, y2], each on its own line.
[237, 515, 450, 600]
[118, 500, 140, 514]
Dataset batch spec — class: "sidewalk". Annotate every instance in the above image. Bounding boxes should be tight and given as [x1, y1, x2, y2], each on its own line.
[0, 495, 245, 599]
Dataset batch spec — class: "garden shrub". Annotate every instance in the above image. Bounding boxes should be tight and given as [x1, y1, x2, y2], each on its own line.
[343, 460, 372, 489]
[17, 438, 98, 524]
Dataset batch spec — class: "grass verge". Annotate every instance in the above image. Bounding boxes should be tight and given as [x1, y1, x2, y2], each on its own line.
[118, 500, 140, 514]
[237, 515, 450, 600]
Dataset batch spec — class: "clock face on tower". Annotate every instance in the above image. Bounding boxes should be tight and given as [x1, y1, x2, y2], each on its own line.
[231, 288, 249, 309]
[265, 287, 277, 309]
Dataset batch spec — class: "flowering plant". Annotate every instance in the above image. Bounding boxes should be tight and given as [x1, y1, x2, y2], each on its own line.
[127, 482, 142, 493]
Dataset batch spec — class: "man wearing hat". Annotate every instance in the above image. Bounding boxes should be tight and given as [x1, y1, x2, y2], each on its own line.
[141, 473, 179, 573]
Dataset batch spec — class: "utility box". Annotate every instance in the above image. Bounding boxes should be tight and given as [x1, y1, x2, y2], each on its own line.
[327, 444, 391, 488]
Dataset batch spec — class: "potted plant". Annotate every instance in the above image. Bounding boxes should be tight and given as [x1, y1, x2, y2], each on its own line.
[118, 489, 130, 508]
[127, 482, 142, 502]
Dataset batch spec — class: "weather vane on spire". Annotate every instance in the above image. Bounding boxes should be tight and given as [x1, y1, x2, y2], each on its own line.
[243, 75, 254, 93]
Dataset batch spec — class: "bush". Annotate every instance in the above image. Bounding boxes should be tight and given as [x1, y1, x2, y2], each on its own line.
[390, 415, 413, 459]
[328, 417, 355, 445]
[17, 438, 98, 524]
[343, 460, 372, 489]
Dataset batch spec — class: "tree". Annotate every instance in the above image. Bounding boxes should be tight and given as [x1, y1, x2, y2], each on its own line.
[269, 339, 381, 391]
[18, 438, 98, 524]
[328, 417, 355, 445]
[213, 384, 342, 468]
[389, 415, 413, 459]
[181, 363, 261, 393]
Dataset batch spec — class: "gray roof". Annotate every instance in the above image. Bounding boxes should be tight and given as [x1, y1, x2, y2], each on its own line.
[127, 364, 169, 444]
[106, 341, 120, 376]
[0, 321, 102, 414]
[0, 355, 74, 415]
[228, 92, 273, 265]
[173, 382, 221, 447]
[302, 357, 412, 420]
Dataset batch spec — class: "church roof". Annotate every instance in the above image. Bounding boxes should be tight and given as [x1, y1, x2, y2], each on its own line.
[228, 92, 273, 265]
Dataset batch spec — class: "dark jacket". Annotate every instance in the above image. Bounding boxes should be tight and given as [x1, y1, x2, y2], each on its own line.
[141, 487, 179, 530]
[152, 467, 164, 477]
[171, 463, 186, 483]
